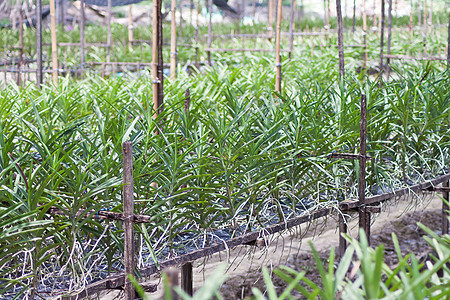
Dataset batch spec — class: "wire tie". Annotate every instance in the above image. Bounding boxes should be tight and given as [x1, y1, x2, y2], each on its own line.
[275, 63, 282, 67]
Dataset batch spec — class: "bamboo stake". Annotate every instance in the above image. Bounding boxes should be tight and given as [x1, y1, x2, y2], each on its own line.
[379, 0, 385, 75]
[207, 0, 212, 65]
[372, 0, 376, 27]
[80, 0, 85, 76]
[181, 262, 193, 296]
[352, 0, 356, 32]
[409, 0, 413, 39]
[179, 0, 183, 38]
[17, 8, 23, 86]
[128, 5, 133, 50]
[107, 0, 112, 64]
[60, 0, 64, 31]
[195, 0, 199, 69]
[423, 0, 427, 55]
[338, 213, 347, 257]
[152, 0, 159, 117]
[275, 0, 282, 93]
[358, 94, 370, 244]
[336, 0, 345, 81]
[36, 0, 43, 87]
[288, 0, 295, 59]
[447, 15, 449, 70]
[443, 180, 449, 235]
[50, 0, 58, 85]
[362, 0, 367, 70]
[268, 0, 273, 41]
[386, 0, 392, 79]
[122, 142, 136, 300]
[170, 0, 177, 79]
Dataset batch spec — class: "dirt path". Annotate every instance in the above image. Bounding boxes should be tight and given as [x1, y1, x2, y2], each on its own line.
[98, 192, 445, 299]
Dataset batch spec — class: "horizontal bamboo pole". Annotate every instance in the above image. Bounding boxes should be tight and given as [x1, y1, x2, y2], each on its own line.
[66, 207, 332, 299]
[384, 54, 446, 61]
[340, 172, 450, 210]
[204, 48, 290, 53]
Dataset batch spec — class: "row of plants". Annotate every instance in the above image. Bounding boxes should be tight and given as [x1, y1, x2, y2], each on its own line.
[1, 44, 449, 297]
[1, 9, 448, 70]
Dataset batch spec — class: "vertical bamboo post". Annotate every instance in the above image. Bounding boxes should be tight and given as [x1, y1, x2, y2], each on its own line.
[181, 262, 193, 296]
[447, 15, 450, 70]
[275, 0, 282, 93]
[288, 0, 295, 59]
[362, 0, 367, 70]
[128, 5, 134, 50]
[352, 0, 356, 32]
[153, 0, 160, 117]
[170, 0, 177, 79]
[422, 0, 427, 55]
[268, 0, 273, 41]
[60, 0, 65, 31]
[358, 94, 370, 244]
[336, 0, 345, 81]
[207, 0, 212, 65]
[122, 141, 136, 300]
[326, 0, 330, 31]
[372, 0, 376, 27]
[195, 0, 199, 69]
[184, 88, 190, 114]
[379, 0, 385, 76]
[428, 0, 432, 27]
[50, 0, 58, 85]
[409, 0, 413, 40]
[107, 0, 112, 64]
[179, 0, 183, 38]
[386, 0, 392, 79]
[190, 0, 193, 25]
[338, 213, 347, 257]
[36, 0, 43, 87]
[443, 180, 449, 235]
[80, 0, 85, 76]
[164, 268, 180, 300]
[17, 8, 23, 86]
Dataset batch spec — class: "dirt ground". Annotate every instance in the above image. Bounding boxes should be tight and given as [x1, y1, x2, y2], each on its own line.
[98, 192, 446, 299]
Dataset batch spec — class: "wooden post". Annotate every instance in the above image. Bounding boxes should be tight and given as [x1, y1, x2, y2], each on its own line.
[352, 0, 356, 32]
[17, 8, 23, 86]
[275, 0, 282, 93]
[288, 0, 296, 59]
[152, 0, 159, 116]
[164, 268, 179, 300]
[359, 94, 370, 244]
[170, 0, 177, 79]
[447, 15, 450, 70]
[195, 1, 199, 69]
[36, 0, 43, 87]
[207, 0, 212, 65]
[181, 262, 193, 296]
[362, 0, 367, 70]
[336, 0, 345, 81]
[268, 0, 273, 41]
[338, 213, 347, 257]
[122, 142, 136, 300]
[107, 0, 112, 64]
[443, 180, 449, 235]
[184, 88, 190, 114]
[50, 0, 58, 85]
[128, 5, 134, 50]
[422, 0, 427, 55]
[379, 0, 385, 74]
[409, 0, 413, 39]
[80, 0, 85, 76]
[60, 0, 65, 31]
[179, 0, 183, 38]
[386, 0, 392, 79]
[152, 0, 164, 118]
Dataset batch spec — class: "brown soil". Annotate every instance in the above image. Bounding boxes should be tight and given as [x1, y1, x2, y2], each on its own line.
[220, 208, 444, 299]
